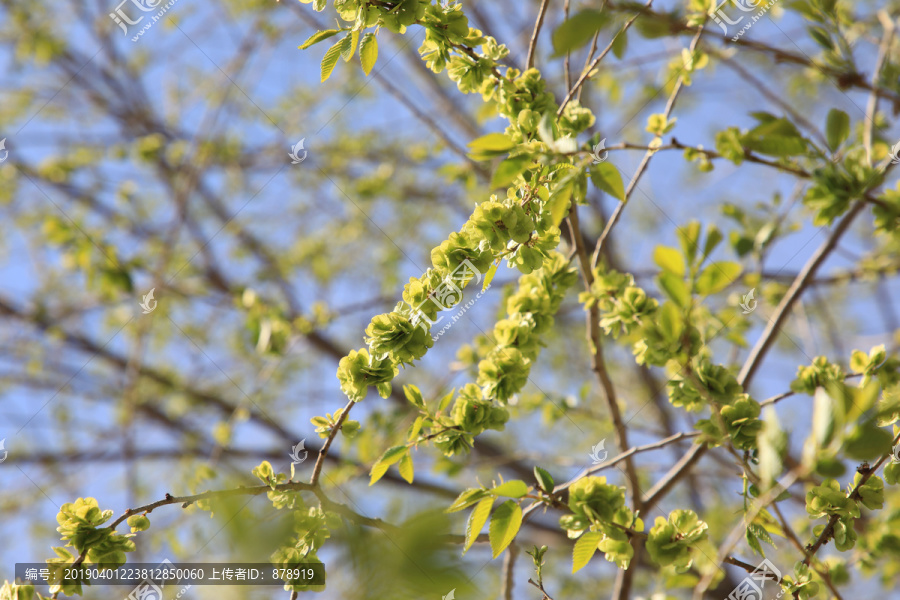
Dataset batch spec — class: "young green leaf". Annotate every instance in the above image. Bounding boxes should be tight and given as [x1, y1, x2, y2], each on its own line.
[611, 30, 628, 59]
[552, 10, 610, 56]
[447, 488, 490, 513]
[464, 496, 493, 554]
[320, 37, 345, 82]
[590, 162, 625, 201]
[572, 531, 603, 573]
[825, 108, 850, 151]
[546, 178, 573, 227]
[340, 32, 356, 62]
[482, 261, 498, 292]
[398, 452, 414, 484]
[369, 445, 408, 486]
[489, 500, 523, 558]
[468, 132, 515, 160]
[658, 272, 691, 309]
[299, 29, 340, 50]
[695, 261, 742, 295]
[492, 155, 532, 188]
[491, 479, 529, 498]
[653, 246, 685, 276]
[534, 466, 554, 493]
[359, 33, 378, 76]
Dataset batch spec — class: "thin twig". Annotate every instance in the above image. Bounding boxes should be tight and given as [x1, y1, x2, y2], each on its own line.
[501, 542, 517, 600]
[310, 399, 355, 486]
[590, 21, 705, 269]
[558, 0, 653, 116]
[567, 202, 641, 511]
[738, 200, 868, 386]
[526, 0, 551, 70]
[864, 12, 895, 166]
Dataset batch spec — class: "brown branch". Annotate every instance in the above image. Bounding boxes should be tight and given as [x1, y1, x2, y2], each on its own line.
[525, 0, 551, 70]
[309, 399, 355, 486]
[864, 12, 895, 165]
[738, 200, 868, 386]
[590, 21, 706, 269]
[567, 202, 641, 512]
[558, 0, 653, 116]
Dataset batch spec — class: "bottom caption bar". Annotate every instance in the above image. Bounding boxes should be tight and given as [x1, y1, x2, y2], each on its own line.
[14, 562, 325, 586]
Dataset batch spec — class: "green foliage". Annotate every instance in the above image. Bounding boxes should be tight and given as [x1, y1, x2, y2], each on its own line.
[46, 498, 137, 595]
[791, 357, 845, 395]
[17, 0, 900, 596]
[579, 267, 657, 338]
[645, 510, 708, 571]
[336, 348, 397, 402]
[668, 360, 743, 412]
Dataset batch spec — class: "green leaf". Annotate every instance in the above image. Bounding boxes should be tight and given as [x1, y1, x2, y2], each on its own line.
[468, 132, 515, 160]
[464, 496, 493, 554]
[398, 452, 414, 483]
[299, 29, 340, 50]
[447, 488, 490, 513]
[677, 221, 701, 263]
[359, 32, 378, 75]
[126, 514, 150, 533]
[845, 423, 893, 460]
[534, 466, 554, 493]
[741, 117, 807, 157]
[695, 261, 742, 295]
[489, 500, 523, 558]
[320, 37, 345, 82]
[313, 0, 327, 10]
[825, 109, 850, 151]
[369, 445, 408, 486]
[403, 384, 425, 409]
[611, 30, 628, 59]
[492, 155, 532, 188]
[658, 272, 691, 309]
[491, 480, 529, 498]
[482, 262, 498, 292]
[701, 226, 723, 262]
[572, 531, 603, 573]
[340, 31, 357, 62]
[439, 388, 455, 412]
[589, 162, 625, 201]
[552, 10, 610, 56]
[653, 246, 685, 276]
[546, 178, 574, 227]
[758, 407, 784, 490]
[808, 26, 833, 50]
